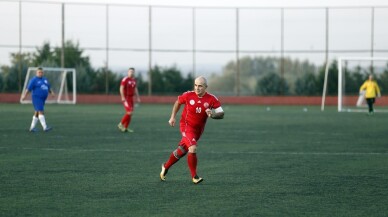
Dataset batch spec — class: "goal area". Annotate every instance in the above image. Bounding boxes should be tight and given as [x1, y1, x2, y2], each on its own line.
[336, 57, 388, 112]
[20, 67, 76, 104]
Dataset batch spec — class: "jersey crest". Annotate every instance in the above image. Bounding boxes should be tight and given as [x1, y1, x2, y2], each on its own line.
[127, 80, 135, 87]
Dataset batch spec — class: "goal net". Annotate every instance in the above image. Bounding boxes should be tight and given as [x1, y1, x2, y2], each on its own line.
[338, 57, 388, 112]
[20, 67, 77, 104]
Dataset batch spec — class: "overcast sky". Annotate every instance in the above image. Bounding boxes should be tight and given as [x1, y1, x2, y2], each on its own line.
[31, 0, 388, 7]
[1, 0, 388, 76]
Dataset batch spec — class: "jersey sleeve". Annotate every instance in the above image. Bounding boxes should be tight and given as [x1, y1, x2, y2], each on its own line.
[27, 78, 34, 91]
[45, 78, 51, 91]
[211, 95, 221, 109]
[120, 77, 127, 86]
[375, 82, 381, 94]
[178, 91, 189, 104]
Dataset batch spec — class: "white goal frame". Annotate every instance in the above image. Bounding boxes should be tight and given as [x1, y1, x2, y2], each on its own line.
[20, 67, 77, 104]
[337, 56, 388, 112]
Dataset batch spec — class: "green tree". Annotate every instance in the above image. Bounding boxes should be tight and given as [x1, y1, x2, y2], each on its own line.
[161, 65, 186, 94]
[32, 41, 98, 93]
[282, 58, 317, 94]
[93, 68, 120, 93]
[377, 63, 388, 94]
[135, 73, 147, 94]
[147, 65, 192, 95]
[256, 72, 289, 95]
[210, 56, 318, 95]
[317, 60, 338, 96]
[75, 65, 97, 93]
[295, 72, 319, 95]
[54, 41, 97, 93]
[33, 42, 56, 67]
[150, 66, 164, 93]
[52, 41, 92, 68]
[0, 69, 3, 91]
[181, 73, 194, 92]
[1, 41, 116, 93]
[344, 65, 367, 95]
[0, 53, 33, 92]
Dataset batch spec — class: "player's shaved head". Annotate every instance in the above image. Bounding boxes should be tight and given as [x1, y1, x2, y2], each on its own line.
[194, 76, 208, 97]
[195, 76, 207, 87]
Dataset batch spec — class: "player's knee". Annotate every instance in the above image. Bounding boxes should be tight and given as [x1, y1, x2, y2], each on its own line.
[188, 145, 197, 153]
[173, 146, 187, 159]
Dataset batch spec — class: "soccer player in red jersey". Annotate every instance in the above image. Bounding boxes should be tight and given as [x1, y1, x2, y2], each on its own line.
[117, 68, 140, 133]
[160, 76, 225, 184]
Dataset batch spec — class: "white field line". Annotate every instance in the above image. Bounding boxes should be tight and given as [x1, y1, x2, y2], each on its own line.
[0, 147, 387, 156]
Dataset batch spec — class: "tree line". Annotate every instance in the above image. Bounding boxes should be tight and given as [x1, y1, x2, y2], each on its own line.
[1, 41, 387, 96]
[209, 56, 388, 96]
[0, 41, 193, 95]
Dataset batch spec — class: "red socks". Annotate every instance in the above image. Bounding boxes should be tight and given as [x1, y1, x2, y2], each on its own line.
[121, 114, 131, 128]
[164, 147, 198, 178]
[164, 147, 187, 169]
[164, 153, 179, 169]
[187, 153, 197, 178]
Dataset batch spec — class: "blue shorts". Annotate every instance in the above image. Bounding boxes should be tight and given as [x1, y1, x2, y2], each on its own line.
[32, 95, 47, 111]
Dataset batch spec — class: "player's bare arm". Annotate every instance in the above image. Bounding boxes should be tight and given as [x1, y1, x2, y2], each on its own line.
[206, 107, 224, 119]
[211, 112, 224, 119]
[168, 100, 181, 127]
[49, 89, 55, 97]
[21, 90, 30, 100]
[135, 87, 141, 103]
[119, 85, 125, 101]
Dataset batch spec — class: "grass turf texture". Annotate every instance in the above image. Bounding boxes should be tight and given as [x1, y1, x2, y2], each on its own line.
[0, 104, 388, 216]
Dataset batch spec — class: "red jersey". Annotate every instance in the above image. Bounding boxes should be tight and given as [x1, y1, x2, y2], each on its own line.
[178, 91, 222, 135]
[120, 76, 137, 99]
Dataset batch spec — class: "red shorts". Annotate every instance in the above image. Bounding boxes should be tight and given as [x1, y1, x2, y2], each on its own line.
[179, 131, 201, 148]
[122, 98, 134, 113]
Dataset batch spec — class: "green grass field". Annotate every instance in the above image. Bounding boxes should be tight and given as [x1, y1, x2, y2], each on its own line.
[1, 103, 388, 216]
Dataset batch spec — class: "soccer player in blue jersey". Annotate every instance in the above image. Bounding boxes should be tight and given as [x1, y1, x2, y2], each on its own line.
[21, 67, 55, 132]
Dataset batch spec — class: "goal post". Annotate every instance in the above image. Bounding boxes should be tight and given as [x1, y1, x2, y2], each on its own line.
[20, 67, 77, 104]
[337, 56, 388, 112]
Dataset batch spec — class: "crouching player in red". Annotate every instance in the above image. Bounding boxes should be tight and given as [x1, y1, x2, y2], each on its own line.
[118, 68, 141, 133]
[160, 76, 224, 184]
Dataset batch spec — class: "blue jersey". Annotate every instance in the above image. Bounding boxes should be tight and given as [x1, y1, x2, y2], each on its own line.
[27, 76, 51, 98]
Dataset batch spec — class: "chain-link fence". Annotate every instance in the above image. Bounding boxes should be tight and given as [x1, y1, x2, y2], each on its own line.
[1, 0, 388, 96]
